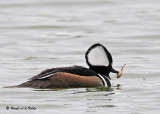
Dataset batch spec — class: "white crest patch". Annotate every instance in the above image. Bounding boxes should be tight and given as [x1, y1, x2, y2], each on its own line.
[87, 46, 109, 66]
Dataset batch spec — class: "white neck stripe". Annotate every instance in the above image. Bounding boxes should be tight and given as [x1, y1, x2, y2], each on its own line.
[105, 76, 111, 87]
[98, 74, 108, 87]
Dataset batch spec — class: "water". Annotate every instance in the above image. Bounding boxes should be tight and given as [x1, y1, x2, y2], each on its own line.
[0, 0, 160, 113]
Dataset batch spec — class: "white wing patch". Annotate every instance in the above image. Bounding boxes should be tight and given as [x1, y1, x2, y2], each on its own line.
[37, 74, 53, 80]
[88, 46, 109, 66]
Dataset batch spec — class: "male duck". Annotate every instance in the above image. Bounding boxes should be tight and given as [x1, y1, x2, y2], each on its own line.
[6, 43, 125, 88]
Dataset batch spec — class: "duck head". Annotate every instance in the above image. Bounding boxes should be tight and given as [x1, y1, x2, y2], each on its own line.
[85, 43, 125, 79]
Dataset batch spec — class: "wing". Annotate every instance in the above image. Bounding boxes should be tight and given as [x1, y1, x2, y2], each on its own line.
[29, 66, 99, 81]
[28, 68, 59, 81]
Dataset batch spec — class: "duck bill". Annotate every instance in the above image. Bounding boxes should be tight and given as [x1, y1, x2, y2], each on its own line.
[110, 64, 126, 78]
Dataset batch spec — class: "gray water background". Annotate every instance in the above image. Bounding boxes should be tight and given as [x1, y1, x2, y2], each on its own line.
[0, 0, 160, 114]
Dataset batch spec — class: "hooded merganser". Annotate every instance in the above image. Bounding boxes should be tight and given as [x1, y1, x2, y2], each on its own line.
[5, 43, 125, 89]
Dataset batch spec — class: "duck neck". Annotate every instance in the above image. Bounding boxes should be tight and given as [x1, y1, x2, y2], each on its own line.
[89, 66, 111, 79]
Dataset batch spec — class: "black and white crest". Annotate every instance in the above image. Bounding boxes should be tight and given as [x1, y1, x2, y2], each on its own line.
[85, 43, 113, 67]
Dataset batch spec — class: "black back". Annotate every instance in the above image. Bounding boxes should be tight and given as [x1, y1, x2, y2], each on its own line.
[29, 66, 99, 81]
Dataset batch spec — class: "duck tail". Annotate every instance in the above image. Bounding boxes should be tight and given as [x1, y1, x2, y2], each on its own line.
[3, 85, 19, 88]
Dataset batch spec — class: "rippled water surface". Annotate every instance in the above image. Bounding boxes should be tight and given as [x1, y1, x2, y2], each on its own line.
[0, 0, 160, 114]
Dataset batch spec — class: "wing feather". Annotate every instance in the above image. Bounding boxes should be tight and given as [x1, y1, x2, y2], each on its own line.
[28, 66, 99, 81]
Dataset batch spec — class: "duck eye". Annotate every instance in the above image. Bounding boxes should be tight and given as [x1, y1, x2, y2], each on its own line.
[110, 63, 112, 66]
